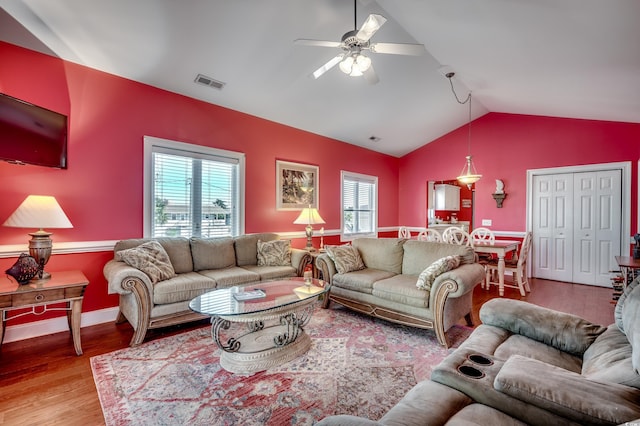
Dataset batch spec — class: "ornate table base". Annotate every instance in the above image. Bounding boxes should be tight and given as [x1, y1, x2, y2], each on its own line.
[211, 300, 317, 374]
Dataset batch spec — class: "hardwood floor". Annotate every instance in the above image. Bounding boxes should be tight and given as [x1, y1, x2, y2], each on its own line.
[0, 278, 616, 425]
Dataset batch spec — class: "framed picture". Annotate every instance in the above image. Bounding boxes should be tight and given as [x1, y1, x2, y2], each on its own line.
[276, 160, 319, 210]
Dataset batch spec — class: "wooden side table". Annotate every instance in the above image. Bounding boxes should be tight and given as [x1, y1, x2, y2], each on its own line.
[0, 270, 89, 355]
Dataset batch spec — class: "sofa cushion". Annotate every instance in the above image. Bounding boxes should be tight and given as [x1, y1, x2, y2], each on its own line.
[352, 238, 405, 274]
[325, 245, 365, 274]
[153, 271, 217, 304]
[257, 239, 292, 266]
[332, 268, 396, 294]
[402, 240, 475, 275]
[582, 324, 640, 389]
[621, 281, 640, 374]
[479, 299, 606, 356]
[114, 237, 193, 274]
[615, 275, 640, 333]
[240, 264, 297, 281]
[116, 240, 176, 284]
[416, 255, 461, 291]
[373, 275, 430, 308]
[495, 355, 640, 425]
[197, 266, 260, 288]
[235, 233, 279, 266]
[190, 237, 236, 271]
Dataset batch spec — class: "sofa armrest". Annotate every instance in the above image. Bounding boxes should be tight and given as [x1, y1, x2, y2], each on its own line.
[479, 299, 607, 356]
[431, 263, 485, 299]
[103, 259, 154, 296]
[315, 253, 337, 282]
[290, 248, 311, 276]
[495, 355, 640, 425]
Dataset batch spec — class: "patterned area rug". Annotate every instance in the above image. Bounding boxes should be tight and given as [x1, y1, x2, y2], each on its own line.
[91, 307, 471, 425]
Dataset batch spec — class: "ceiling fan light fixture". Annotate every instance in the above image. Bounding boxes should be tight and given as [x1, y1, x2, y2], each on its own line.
[339, 56, 355, 74]
[355, 54, 371, 72]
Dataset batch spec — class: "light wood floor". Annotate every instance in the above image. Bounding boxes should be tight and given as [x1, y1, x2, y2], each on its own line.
[0, 278, 616, 426]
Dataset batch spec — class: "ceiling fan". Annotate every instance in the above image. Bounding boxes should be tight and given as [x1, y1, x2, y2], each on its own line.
[294, 0, 425, 84]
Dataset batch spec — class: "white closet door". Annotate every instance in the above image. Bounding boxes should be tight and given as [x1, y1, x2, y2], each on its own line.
[532, 174, 573, 282]
[573, 170, 621, 286]
[533, 170, 621, 286]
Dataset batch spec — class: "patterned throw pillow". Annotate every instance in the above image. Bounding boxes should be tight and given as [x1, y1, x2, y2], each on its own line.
[326, 245, 365, 274]
[257, 239, 292, 266]
[416, 255, 461, 291]
[116, 240, 176, 284]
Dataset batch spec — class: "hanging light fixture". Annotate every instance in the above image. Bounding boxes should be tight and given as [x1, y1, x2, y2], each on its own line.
[446, 72, 482, 189]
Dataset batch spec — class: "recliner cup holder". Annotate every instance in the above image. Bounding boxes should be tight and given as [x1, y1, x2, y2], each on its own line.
[468, 354, 493, 366]
[457, 365, 484, 379]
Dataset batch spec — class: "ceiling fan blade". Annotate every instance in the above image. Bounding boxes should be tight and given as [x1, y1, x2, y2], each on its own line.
[369, 42, 426, 56]
[362, 64, 379, 85]
[356, 14, 387, 42]
[294, 39, 341, 48]
[311, 54, 345, 79]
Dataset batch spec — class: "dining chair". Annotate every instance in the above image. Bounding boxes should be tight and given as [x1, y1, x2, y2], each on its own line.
[398, 227, 411, 239]
[441, 226, 472, 246]
[417, 228, 442, 242]
[470, 227, 495, 244]
[470, 227, 496, 287]
[484, 231, 532, 296]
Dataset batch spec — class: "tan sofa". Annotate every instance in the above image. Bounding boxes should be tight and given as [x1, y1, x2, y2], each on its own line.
[319, 276, 640, 426]
[104, 233, 311, 346]
[316, 238, 485, 347]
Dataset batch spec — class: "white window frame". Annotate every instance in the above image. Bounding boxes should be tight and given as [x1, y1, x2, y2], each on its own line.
[341, 170, 378, 241]
[143, 136, 245, 238]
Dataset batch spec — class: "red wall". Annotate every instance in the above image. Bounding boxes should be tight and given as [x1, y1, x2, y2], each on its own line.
[2, 40, 639, 329]
[400, 113, 640, 234]
[0, 42, 399, 322]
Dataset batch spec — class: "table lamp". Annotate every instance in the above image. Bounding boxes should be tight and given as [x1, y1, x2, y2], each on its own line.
[3, 195, 73, 280]
[293, 206, 325, 251]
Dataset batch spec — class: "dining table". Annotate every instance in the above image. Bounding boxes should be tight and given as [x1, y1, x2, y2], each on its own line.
[472, 240, 521, 296]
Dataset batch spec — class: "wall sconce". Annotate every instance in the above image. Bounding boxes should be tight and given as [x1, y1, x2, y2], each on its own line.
[492, 179, 507, 208]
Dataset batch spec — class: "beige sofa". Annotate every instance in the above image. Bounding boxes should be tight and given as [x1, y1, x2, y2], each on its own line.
[104, 233, 311, 346]
[316, 238, 485, 347]
[319, 276, 640, 426]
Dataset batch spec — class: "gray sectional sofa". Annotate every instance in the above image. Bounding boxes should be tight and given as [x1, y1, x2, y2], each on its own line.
[319, 276, 640, 426]
[103, 233, 310, 346]
[316, 238, 486, 347]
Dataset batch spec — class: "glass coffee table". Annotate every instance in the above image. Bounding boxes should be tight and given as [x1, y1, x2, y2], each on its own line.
[189, 277, 328, 374]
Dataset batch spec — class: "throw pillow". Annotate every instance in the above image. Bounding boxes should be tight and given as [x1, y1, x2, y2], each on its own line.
[257, 239, 292, 266]
[326, 245, 365, 274]
[116, 240, 176, 284]
[416, 255, 461, 291]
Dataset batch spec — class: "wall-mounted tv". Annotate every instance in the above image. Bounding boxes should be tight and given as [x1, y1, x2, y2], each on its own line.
[0, 92, 68, 169]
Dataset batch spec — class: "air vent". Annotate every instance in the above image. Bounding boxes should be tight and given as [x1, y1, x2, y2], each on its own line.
[194, 74, 225, 90]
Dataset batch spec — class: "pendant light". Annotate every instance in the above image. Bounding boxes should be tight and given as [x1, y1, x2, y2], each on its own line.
[446, 72, 482, 189]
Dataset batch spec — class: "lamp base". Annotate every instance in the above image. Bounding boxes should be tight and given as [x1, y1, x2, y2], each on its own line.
[28, 229, 53, 281]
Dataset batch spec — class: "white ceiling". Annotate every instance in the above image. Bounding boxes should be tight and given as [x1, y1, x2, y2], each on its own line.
[1, 0, 639, 157]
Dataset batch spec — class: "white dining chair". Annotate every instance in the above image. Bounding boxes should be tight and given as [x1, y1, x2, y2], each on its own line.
[485, 231, 532, 296]
[417, 228, 442, 242]
[470, 227, 495, 244]
[398, 226, 411, 239]
[442, 226, 472, 246]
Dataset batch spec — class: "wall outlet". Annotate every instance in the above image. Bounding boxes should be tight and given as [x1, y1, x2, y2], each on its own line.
[482, 219, 492, 226]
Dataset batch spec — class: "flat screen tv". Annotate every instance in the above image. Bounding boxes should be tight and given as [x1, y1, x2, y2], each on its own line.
[0, 92, 68, 169]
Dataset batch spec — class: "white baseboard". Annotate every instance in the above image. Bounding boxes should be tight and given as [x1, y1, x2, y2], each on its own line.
[3, 306, 120, 344]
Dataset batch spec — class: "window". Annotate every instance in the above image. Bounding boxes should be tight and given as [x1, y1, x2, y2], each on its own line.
[144, 136, 245, 238]
[341, 170, 378, 239]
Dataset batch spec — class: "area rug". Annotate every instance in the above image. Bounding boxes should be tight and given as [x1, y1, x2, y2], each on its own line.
[91, 307, 471, 425]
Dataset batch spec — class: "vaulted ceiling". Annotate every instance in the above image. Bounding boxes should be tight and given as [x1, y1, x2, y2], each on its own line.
[2, 0, 639, 157]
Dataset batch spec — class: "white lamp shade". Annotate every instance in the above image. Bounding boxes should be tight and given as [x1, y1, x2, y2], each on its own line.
[293, 208, 325, 225]
[3, 195, 73, 229]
